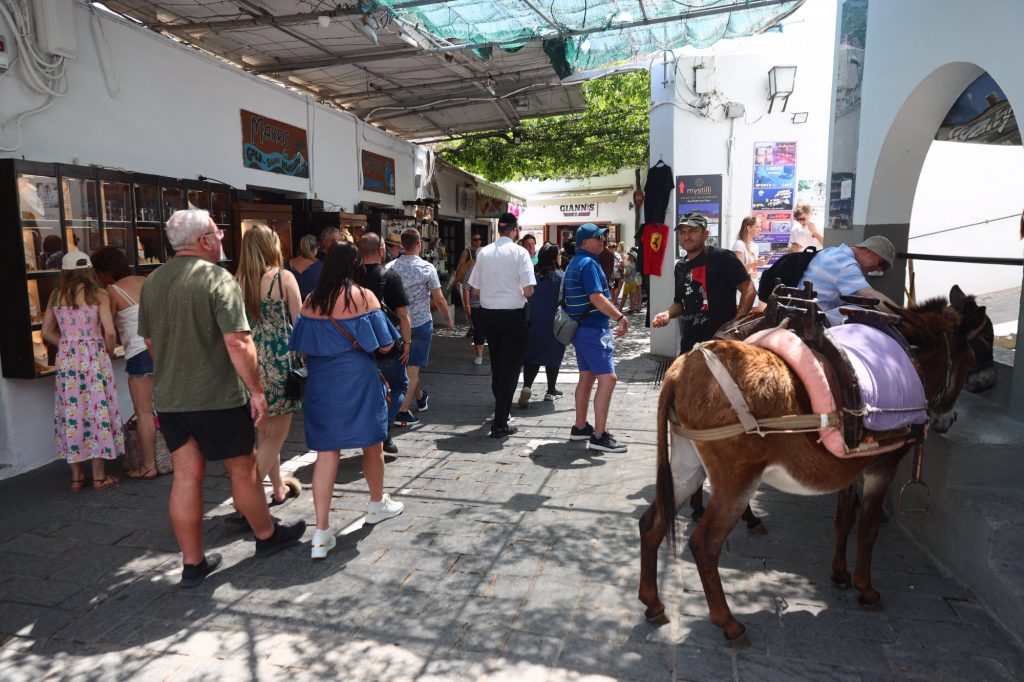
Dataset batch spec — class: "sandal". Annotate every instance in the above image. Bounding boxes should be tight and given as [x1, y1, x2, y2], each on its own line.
[268, 477, 302, 507]
[92, 476, 121, 491]
[125, 467, 158, 479]
[70, 478, 87, 493]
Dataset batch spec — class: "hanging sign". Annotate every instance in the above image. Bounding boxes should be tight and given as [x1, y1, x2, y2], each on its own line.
[361, 150, 396, 194]
[559, 202, 597, 218]
[240, 110, 309, 178]
[476, 194, 508, 218]
[675, 174, 722, 257]
[751, 141, 797, 266]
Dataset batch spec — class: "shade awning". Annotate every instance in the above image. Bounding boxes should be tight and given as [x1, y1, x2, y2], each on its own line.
[528, 186, 631, 206]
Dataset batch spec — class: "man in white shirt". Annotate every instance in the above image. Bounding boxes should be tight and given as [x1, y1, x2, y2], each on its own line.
[468, 212, 536, 438]
[386, 228, 454, 426]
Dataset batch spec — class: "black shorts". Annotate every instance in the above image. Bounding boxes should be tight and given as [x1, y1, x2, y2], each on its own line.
[159, 405, 256, 461]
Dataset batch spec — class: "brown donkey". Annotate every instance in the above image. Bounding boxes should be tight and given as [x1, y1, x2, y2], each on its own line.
[637, 291, 989, 645]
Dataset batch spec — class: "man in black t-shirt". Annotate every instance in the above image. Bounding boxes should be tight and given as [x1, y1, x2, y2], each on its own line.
[358, 233, 412, 454]
[652, 213, 755, 355]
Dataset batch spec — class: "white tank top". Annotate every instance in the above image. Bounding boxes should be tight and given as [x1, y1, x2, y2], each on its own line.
[110, 284, 147, 359]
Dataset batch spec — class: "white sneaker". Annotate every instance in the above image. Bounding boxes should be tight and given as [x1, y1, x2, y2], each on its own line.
[366, 493, 404, 525]
[310, 527, 336, 560]
[473, 356, 483, 365]
[517, 387, 531, 407]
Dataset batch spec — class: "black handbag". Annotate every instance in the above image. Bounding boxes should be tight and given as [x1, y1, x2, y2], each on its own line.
[285, 356, 306, 400]
[376, 302, 405, 361]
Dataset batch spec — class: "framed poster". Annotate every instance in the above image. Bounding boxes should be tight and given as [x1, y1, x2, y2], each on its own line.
[675, 174, 722, 257]
[361, 150, 396, 194]
[240, 110, 309, 178]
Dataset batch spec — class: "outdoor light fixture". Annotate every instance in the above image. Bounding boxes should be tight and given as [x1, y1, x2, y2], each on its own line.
[317, 15, 330, 29]
[512, 129, 522, 145]
[791, 112, 809, 124]
[352, 15, 379, 44]
[398, 30, 418, 48]
[767, 65, 797, 113]
[515, 97, 529, 112]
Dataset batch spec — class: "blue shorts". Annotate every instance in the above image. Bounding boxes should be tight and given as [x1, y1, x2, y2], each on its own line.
[408, 321, 433, 367]
[125, 349, 154, 377]
[573, 326, 615, 376]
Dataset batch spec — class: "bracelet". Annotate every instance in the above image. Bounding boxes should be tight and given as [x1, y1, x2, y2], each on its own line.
[617, 314, 625, 322]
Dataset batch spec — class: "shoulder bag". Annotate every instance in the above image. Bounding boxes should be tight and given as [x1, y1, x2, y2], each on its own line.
[553, 271, 594, 345]
[330, 315, 393, 404]
[376, 301, 406, 361]
[275, 270, 306, 401]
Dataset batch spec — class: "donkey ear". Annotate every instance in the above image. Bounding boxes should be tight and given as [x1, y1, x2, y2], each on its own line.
[960, 305, 988, 341]
[949, 284, 967, 309]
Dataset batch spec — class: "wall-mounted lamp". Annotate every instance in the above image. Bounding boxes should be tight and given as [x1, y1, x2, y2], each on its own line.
[352, 15, 379, 44]
[767, 65, 797, 113]
[791, 112, 808, 124]
[512, 129, 522, 145]
[317, 15, 331, 29]
[514, 97, 529, 112]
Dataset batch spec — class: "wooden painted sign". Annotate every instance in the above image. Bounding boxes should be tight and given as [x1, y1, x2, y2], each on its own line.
[361, 150, 396, 195]
[240, 110, 309, 178]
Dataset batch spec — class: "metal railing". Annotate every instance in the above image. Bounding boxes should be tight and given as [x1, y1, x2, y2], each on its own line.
[900, 252, 1024, 267]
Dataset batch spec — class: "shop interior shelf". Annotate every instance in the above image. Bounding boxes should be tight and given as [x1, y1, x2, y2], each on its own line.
[22, 218, 61, 227]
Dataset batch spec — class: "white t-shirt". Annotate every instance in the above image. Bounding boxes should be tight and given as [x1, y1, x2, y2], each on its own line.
[386, 255, 441, 327]
[467, 236, 536, 309]
[788, 223, 822, 250]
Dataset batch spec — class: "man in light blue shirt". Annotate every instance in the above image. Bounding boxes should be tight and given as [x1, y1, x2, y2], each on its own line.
[802, 235, 897, 325]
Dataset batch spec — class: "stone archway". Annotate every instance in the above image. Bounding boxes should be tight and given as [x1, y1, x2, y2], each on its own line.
[864, 61, 1024, 415]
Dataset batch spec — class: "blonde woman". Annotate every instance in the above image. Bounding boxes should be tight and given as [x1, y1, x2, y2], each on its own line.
[732, 217, 767, 312]
[41, 251, 124, 491]
[790, 202, 824, 252]
[236, 226, 303, 506]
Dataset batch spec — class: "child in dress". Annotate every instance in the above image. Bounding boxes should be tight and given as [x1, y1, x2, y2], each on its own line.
[40, 251, 125, 491]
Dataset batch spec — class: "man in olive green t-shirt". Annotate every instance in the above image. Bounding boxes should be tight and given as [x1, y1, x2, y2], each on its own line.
[138, 209, 305, 588]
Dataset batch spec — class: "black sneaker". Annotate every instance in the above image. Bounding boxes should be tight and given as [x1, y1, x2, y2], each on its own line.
[569, 422, 594, 441]
[489, 424, 519, 439]
[416, 391, 429, 412]
[587, 432, 628, 453]
[179, 553, 222, 588]
[544, 389, 564, 401]
[383, 436, 398, 454]
[254, 520, 306, 558]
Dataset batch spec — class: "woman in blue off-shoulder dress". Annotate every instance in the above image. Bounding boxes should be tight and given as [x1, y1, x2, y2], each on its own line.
[289, 242, 405, 560]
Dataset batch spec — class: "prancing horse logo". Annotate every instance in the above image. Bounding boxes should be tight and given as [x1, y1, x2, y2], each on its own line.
[650, 232, 663, 252]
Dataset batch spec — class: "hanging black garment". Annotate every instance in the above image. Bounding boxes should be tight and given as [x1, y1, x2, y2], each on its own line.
[643, 161, 673, 225]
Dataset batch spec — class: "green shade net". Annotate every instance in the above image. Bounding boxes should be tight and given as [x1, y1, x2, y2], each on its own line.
[375, 0, 802, 76]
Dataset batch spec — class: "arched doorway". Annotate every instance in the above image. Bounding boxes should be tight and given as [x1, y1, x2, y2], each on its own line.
[863, 62, 1024, 416]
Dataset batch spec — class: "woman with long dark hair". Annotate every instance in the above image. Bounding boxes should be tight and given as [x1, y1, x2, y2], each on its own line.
[289, 241, 404, 560]
[518, 242, 567, 406]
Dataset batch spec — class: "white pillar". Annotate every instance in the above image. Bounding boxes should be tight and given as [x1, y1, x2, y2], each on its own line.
[649, 56, 681, 357]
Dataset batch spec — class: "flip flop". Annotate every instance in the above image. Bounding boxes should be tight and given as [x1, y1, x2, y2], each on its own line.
[92, 476, 121, 491]
[125, 467, 158, 479]
[268, 486, 300, 507]
[70, 478, 87, 493]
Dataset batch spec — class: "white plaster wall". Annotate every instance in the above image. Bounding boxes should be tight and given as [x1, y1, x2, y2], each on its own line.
[0, 4, 417, 210]
[854, 0, 1024, 227]
[647, 0, 838, 355]
[0, 4, 421, 478]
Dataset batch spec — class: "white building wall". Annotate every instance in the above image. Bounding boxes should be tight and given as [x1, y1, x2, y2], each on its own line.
[0, 5, 422, 478]
[647, 0, 838, 355]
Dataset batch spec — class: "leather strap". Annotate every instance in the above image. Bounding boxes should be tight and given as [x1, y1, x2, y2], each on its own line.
[330, 317, 364, 352]
[697, 343, 760, 434]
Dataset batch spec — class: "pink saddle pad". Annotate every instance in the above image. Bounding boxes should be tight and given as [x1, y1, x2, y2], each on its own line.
[828, 324, 928, 432]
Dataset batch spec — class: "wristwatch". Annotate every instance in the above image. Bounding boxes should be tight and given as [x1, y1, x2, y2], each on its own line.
[616, 314, 625, 322]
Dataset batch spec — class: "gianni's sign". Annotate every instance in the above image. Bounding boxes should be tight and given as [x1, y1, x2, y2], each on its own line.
[559, 202, 596, 217]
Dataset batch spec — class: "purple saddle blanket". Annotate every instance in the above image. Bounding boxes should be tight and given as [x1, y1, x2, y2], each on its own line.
[828, 324, 928, 432]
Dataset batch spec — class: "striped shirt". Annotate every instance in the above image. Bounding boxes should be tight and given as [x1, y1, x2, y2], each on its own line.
[802, 243, 869, 313]
[563, 249, 609, 329]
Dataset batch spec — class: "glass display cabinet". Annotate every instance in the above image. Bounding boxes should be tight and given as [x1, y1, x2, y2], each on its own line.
[1, 160, 237, 378]
[233, 203, 293, 262]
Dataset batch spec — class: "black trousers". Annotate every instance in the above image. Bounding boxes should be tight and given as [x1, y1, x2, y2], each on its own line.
[481, 307, 529, 427]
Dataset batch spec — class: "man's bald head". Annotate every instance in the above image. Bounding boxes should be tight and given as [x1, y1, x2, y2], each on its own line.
[358, 232, 382, 257]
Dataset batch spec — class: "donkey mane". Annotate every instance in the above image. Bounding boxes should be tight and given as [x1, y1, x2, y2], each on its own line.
[911, 296, 950, 314]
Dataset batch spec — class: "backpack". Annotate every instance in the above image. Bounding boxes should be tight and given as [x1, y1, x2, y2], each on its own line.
[757, 246, 818, 303]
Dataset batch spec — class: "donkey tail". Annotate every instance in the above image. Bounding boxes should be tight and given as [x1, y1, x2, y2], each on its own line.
[656, 367, 679, 551]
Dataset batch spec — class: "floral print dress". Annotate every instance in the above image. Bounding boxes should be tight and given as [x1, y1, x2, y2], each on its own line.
[252, 271, 302, 417]
[53, 305, 125, 463]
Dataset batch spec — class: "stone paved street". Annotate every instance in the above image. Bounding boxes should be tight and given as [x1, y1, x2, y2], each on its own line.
[1, 318, 1022, 681]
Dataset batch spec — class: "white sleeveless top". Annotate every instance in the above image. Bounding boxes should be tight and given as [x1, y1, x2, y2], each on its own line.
[110, 284, 147, 359]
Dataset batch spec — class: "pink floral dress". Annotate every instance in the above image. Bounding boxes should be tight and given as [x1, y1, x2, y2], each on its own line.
[53, 305, 125, 463]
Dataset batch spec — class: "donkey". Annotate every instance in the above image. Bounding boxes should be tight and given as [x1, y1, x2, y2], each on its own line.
[637, 289, 989, 645]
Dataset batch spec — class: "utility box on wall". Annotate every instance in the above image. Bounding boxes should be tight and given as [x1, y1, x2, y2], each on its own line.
[34, 0, 79, 60]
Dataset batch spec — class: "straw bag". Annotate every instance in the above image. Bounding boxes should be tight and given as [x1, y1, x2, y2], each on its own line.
[123, 414, 173, 475]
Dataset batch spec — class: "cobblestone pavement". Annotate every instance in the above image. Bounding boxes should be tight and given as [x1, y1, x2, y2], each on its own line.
[1, 315, 1022, 681]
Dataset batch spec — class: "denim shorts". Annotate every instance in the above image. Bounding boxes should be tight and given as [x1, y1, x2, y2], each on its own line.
[408, 321, 433, 367]
[125, 349, 154, 377]
[573, 326, 615, 376]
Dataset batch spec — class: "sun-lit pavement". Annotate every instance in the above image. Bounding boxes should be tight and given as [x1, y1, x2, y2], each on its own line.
[1, 313, 1022, 681]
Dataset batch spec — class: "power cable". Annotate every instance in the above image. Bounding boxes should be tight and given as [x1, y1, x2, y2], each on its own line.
[907, 213, 1019, 240]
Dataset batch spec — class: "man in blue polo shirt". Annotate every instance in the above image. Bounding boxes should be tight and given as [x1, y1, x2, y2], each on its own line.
[563, 223, 629, 452]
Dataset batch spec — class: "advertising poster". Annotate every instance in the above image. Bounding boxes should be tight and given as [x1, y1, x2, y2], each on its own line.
[675, 174, 723, 257]
[361, 150, 396, 194]
[751, 141, 798, 265]
[240, 110, 309, 178]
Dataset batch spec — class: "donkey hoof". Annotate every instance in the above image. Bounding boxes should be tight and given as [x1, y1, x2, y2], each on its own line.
[831, 573, 852, 590]
[724, 626, 749, 648]
[645, 609, 670, 627]
[747, 521, 768, 536]
[858, 593, 884, 611]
